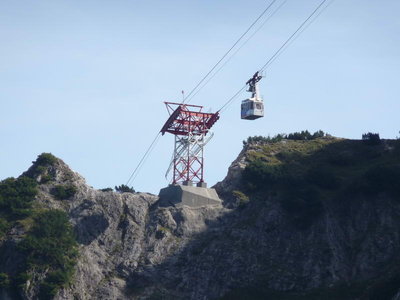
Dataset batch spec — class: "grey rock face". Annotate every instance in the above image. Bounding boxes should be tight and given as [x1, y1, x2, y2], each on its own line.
[3, 157, 227, 299]
[2, 145, 400, 299]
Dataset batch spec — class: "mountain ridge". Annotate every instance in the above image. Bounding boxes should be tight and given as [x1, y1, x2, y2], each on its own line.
[1, 136, 400, 299]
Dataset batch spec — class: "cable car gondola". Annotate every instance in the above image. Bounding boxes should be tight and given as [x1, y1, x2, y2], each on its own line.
[241, 71, 264, 120]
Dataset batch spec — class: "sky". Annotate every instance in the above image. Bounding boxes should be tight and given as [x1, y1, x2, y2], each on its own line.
[1, 0, 399, 194]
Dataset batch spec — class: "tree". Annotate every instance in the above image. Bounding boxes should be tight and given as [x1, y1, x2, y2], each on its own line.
[34, 153, 57, 166]
[362, 132, 381, 145]
[312, 130, 325, 139]
[52, 185, 77, 200]
[0, 176, 38, 219]
[115, 184, 135, 193]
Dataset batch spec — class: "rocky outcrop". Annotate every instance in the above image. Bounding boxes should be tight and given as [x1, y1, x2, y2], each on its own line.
[2, 138, 400, 299]
[2, 156, 228, 299]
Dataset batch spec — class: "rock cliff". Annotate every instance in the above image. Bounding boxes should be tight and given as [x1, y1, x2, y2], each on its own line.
[1, 136, 400, 299]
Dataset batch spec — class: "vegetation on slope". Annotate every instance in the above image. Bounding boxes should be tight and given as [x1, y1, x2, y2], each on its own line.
[25, 152, 58, 184]
[0, 176, 38, 222]
[115, 184, 135, 193]
[224, 131, 400, 299]
[18, 210, 78, 299]
[52, 184, 77, 200]
[239, 131, 400, 229]
[0, 153, 78, 299]
[242, 130, 328, 146]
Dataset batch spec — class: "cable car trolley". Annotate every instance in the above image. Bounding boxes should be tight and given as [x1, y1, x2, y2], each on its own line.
[241, 71, 264, 120]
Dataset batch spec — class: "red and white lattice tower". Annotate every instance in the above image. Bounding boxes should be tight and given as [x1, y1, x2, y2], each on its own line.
[160, 102, 220, 186]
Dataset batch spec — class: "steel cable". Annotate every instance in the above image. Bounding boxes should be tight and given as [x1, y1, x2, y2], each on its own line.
[218, 0, 333, 113]
[185, 0, 288, 104]
[126, 132, 161, 187]
[182, 0, 280, 104]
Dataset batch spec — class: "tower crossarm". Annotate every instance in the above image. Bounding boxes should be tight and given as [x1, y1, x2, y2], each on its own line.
[161, 101, 219, 185]
[160, 102, 219, 136]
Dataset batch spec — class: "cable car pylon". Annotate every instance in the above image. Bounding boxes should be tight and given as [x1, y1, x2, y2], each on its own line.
[158, 102, 222, 207]
[126, 0, 333, 194]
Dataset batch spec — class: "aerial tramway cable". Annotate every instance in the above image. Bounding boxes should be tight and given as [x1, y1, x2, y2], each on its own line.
[185, 0, 288, 104]
[125, 132, 161, 187]
[218, 0, 333, 113]
[259, 0, 331, 72]
[125, 0, 284, 187]
[126, 0, 334, 187]
[182, 0, 280, 104]
[265, 0, 335, 69]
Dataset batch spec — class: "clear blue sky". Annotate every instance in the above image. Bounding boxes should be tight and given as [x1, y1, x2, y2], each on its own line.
[1, 0, 399, 194]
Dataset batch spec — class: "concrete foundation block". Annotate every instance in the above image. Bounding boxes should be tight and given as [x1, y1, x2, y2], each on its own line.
[196, 182, 207, 188]
[158, 184, 222, 208]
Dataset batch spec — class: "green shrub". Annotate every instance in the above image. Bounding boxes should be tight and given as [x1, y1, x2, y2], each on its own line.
[281, 187, 323, 230]
[36, 165, 47, 174]
[243, 131, 327, 146]
[39, 269, 74, 299]
[18, 210, 78, 297]
[115, 184, 135, 193]
[155, 227, 169, 239]
[312, 130, 326, 139]
[243, 134, 285, 146]
[19, 210, 78, 267]
[0, 176, 38, 219]
[0, 273, 10, 288]
[34, 153, 57, 166]
[362, 132, 381, 145]
[328, 152, 353, 166]
[287, 130, 313, 140]
[100, 187, 113, 192]
[0, 189, 78, 295]
[0, 218, 9, 238]
[52, 184, 77, 200]
[242, 160, 284, 190]
[15, 272, 31, 287]
[25, 159, 55, 183]
[306, 167, 341, 190]
[39, 281, 59, 299]
[276, 150, 304, 163]
[363, 165, 400, 196]
[232, 190, 250, 206]
[40, 174, 53, 184]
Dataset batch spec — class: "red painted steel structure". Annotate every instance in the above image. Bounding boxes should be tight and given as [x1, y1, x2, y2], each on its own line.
[160, 102, 219, 184]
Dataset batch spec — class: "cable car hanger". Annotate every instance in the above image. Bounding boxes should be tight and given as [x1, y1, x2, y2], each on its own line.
[241, 71, 264, 120]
